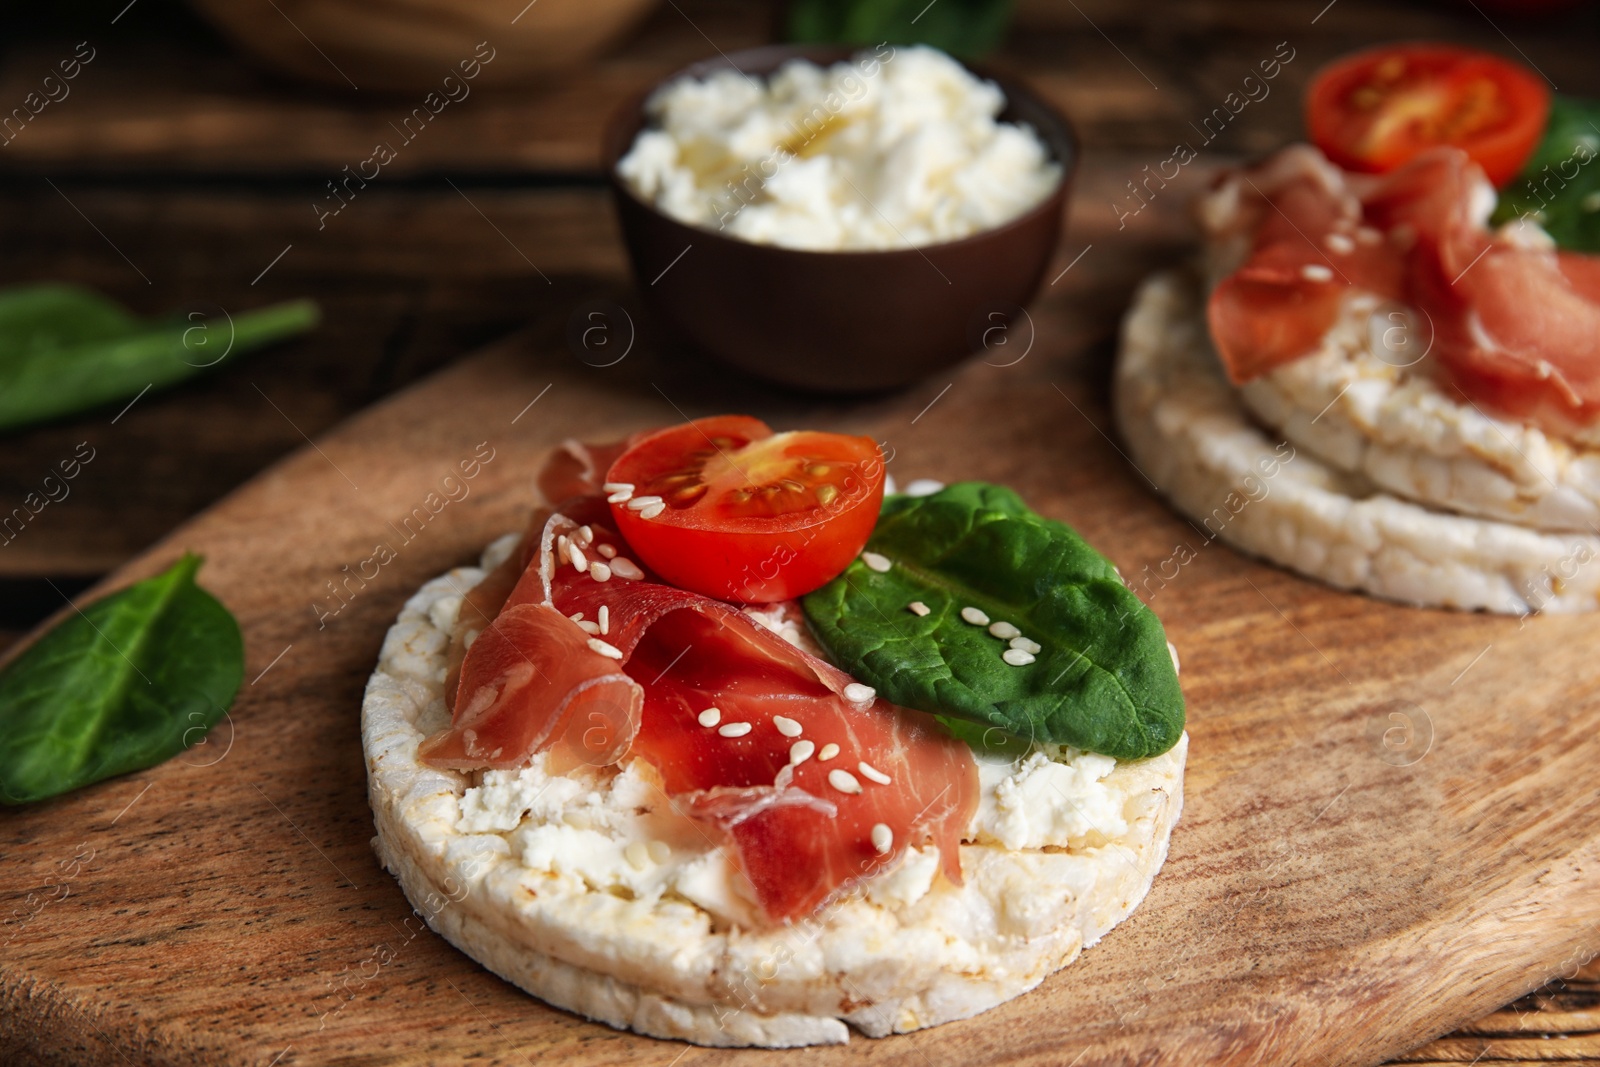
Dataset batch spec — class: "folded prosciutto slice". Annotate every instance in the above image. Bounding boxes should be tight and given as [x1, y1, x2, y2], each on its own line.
[1202, 144, 1600, 433]
[421, 452, 978, 923]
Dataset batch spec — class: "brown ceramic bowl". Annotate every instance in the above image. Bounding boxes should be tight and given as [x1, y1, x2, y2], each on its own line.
[602, 45, 1076, 393]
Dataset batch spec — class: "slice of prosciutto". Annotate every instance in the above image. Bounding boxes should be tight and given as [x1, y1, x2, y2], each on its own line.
[421, 451, 978, 923]
[1201, 144, 1600, 433]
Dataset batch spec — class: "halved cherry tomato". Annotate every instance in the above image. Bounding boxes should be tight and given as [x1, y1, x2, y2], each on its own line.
[1306, 43, 1550, 187]
[605, 415, 884, 603]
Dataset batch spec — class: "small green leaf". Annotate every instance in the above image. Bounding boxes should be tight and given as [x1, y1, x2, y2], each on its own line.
[0, 554, 243, 805]
[802, 483, 1184, 760]
[0, 285, 319, 433]
[1491, 96, 1600, 253]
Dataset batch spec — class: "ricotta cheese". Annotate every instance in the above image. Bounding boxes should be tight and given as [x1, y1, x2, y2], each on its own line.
[616, 46, 1061, 251]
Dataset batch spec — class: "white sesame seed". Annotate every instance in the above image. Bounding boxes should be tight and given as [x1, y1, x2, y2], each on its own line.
[1300, 264, 1334, 283]
[602, 482, 634, 493]
[905, 479, 944, 497]
[606, 491, 632, 504]
[626, 495, 664, 511]
[568, 612, 584, 622]
[568, 542, 587, 572]
[790, 739, 816, 765]
[843, 682, 875, 704]
[557, 534, 570, 556]
[597, 543, 617, 559]
[988, 621, 1021, 640]
[577, 620, 601, 635]
[697, 707, 721, 728]
[907, 601, 930, 616]
[647, 840, 671, 863]
[857, 761, 891, 785]
[625, 841, 649, 870]
[960, 606, 990, 626]
[773, 715, 802, 738]
[577, 525, 595, 546]
[609, 557, 644, 580]
[818, 742, 840, 762]
[589, 561, 612, 582]
[640, 503, 666, 520]
[718, 722, 752, 738]
[598, 605, 609, 635]
[1325, 232, 1355, 254]
[1168, 641, 1181, 674]
[861, 551, 892, 573]
[828, 769, 862, 794]
[1010, 636, 1042, 655]
[870, 823, 893, 854]
[587, 638, 623, 659]
[1003, 648, 1036, 666]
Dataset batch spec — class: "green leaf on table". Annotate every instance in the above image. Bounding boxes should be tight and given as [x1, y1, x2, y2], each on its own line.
[786, 0, 1016, 59]
[0, 554, 243, 805]
[1491, 95, 1600, 253]
[802, 483, 1184, 760]
[0, 285, 319, 433]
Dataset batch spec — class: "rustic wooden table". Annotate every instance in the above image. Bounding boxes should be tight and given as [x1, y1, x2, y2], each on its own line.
[0, 0, 1596, 1062]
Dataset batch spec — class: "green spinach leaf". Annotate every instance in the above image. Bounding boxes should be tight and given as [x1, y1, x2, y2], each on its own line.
[1491, 96, 1600, 252]
[786, 0, 1016, 59]
[0, 554, 243, 805]
[0, 285, 319, 432]
[802, 483, 1184, 760]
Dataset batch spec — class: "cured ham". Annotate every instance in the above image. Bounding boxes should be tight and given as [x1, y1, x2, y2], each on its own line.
[1202, 144, 1600, 432]
[422, 453, 979, 923]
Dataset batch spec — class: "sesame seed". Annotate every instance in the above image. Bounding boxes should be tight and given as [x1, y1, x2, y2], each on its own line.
[828, 769, 862, 794]
[905, 479, 944, 497]
[1010, 636, 1042, 655]
[569, 612, 584, 622]
[557, 534, 570, 556]
[577, 620, 601, 635]
[568, 543, 587, 572]
[718, 722, 753, 738]
[1003, 648, 1036, 666]
[960, 606, 990, 626]
[640, 503, 666, 520]
[1325, 232, 1355, 254]
[988, 621, 1021, 640]
[907, 601, 930, 616]
[843, 682, 875, 704]
[1301, 264, 1334, 283]
[647, 840, 671, 863]
[609, 557, 644, 580]
[597, 543, 617, 559]
[818, 742, 840, 762]
[577, 525, 595, 546]
[602, 482, 634, 493]
[790, 740, 816, 764]
[858, 761, 891, 785]
[773, 715, 802, 737]
[861, 551, 892, 573]
[626, 495, 664, 511]
[697, 707, 721, 728]
[587, 638, 623, 659]
[598, 605, 609, 635]
[1168, 641, 1181, 674]
[870, 823, 893, 854]
[606, 491, 632, 504]
[625, 841, 650, 870]
[589, 561, 612, 583]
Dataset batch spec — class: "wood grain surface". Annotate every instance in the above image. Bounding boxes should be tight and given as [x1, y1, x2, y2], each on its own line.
[2, 0, 1600, 1062]
[4, 274, 1600, 1065]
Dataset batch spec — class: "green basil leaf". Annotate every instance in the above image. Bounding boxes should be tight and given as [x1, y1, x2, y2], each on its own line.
[0, 285, 319, 433]
[1491, 96, 1600, 253]
[801, 483, 1184, 760]
[0, 554, 243, 805]
[785, 0, 1016, 58]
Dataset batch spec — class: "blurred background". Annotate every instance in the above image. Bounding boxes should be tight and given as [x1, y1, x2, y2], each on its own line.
[1, 0, 1598, 1058]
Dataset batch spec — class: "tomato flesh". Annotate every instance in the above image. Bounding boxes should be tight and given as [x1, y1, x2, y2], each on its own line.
[606, 415, 885, 603]
[1306, 43, 1550, 187]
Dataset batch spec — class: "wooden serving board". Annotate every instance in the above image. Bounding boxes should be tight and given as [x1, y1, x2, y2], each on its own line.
[4, 314, 1600, 1067]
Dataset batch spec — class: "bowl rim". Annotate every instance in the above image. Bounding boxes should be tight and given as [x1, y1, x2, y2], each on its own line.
[601, 42, 1078, 261]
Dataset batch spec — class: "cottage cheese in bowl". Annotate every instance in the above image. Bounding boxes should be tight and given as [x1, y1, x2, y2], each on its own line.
[616, 46, 1063, 251]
